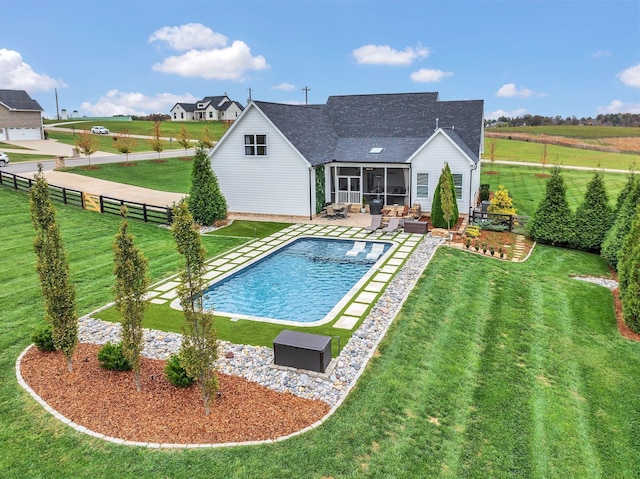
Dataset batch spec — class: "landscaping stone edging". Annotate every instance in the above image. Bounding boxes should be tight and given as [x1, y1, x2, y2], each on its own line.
[16, 234, 444, 449]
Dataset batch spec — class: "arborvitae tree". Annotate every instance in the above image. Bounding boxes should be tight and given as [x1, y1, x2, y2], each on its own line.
[171, 201, 219, 415]
[602, 176, 640, 269]
[614, 170, 637, 217]
[440, 165, 455, 235]
[30, 165, 78, 372]
[572, 171, 614, 252]
[488, 185, 517, 215]
[113, 207, 150, 391]
[430, 163, 458, 229]
[528, 167, 574, 247]
[618, 205, 640, 332]
[188, 144, 227, 225]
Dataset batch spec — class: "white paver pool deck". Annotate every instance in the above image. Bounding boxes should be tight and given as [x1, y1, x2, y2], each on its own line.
[145, 223, 427, 330]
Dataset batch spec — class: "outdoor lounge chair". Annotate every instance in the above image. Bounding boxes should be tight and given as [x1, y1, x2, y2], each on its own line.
[345, 241, 366, 256]
[365, 215, 382, 233]
[381, 217, 400, 234]
[366, 243, 385, 260]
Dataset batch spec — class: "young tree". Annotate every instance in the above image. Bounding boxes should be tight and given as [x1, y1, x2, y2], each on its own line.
[113, 207, 149, 391]
[488, 137, 498, 172]
[114, 131, 137, 161]
[171, 201, 219, 415]
[601, 176, 640, 269]
[618, 205, 640, 332]
[430, 163, 458, 229]
[487, 185, 517, 215]
[188, 144, 227, 225]
[75, 130, 99, 166]
[30, 164, 78, 372]
[540, 137, 549, 173]
[149, 121, 163, 159]
[200, 127, 215, 149]
[528, 166, 574, 247]
[177, 126, 192, 156]
[572, 171, 614, 252]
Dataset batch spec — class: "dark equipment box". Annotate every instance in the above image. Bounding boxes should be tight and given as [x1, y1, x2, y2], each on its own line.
[273, 330, 332, 373]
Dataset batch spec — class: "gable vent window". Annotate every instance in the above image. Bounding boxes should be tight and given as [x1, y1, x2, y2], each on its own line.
[244, 134, 268, 156]
[369, 147, 384, 154]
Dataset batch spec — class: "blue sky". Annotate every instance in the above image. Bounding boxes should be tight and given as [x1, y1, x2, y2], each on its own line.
[1, 0, 638, 120]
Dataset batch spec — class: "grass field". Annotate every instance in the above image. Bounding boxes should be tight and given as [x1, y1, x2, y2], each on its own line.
[2, 185, 640, 477]
[482, 137, 639, 170]
[46, 119, 229, 139]
[490, 125, 640, 139]
[480, 164, 630, 217]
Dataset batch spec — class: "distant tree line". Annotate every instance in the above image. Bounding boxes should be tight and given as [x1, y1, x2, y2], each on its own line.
[486, 113, 640, 128]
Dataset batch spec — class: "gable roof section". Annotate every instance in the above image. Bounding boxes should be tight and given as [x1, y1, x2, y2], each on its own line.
[247, 92, 483, 167]
[173, 102, 196, 112]
[0, 89, 43, 111]
[254, 101, 338, 166]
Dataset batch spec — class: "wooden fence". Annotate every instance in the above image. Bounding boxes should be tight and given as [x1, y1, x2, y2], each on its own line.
[471, 210, 515, 231]
[0, 170, 173, 225]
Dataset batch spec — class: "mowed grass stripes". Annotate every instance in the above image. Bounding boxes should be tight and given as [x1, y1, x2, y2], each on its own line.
[2, 185, 640, 478]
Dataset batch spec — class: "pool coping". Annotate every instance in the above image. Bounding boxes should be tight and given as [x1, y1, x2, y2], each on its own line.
[16, 224, 444, 449]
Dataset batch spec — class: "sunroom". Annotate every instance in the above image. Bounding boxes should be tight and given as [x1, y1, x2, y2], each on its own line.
[328, 164, 411, 207]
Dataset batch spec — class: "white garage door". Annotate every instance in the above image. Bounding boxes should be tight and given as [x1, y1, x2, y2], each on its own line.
[0, 128, 6, 141]
[8, 128, 42, 140]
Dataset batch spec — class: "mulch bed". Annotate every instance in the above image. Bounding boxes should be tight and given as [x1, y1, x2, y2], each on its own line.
[613, 289, 640, 342]
[20, 343, 330, 445]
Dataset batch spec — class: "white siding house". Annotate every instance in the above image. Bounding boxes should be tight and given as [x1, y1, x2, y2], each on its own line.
[209, 92, 484, 220]
[210, 105, 315, 217]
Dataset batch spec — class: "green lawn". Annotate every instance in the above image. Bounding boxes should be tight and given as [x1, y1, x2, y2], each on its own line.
[482, 137, 639, 171]
[481, 164, 630, 217]
[46, 131, 184, 155]
[47, 119, 228, 140]
[62, 157, 194, 193]
[2, 185, 640, 477]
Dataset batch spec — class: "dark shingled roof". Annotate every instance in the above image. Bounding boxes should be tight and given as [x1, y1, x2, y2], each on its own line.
[0, 89, 43, 111]
[253, 92, 483, 166]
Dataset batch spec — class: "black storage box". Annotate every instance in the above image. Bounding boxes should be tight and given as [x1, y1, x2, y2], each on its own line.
[273, 330, 332, 373]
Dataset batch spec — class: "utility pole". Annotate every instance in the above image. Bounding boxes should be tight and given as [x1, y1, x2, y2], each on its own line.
[55, 88, 60, 121]
[247, 87, 252, 105]
[302, 86, 311, 105]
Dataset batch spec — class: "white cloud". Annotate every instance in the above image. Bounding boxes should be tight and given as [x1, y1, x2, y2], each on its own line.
[597, 99, 640, 114]
[152, 39, 268, 81]
[496, 83, 534, 98]
[352, 44, 430, 66]
[149, 23, 228, 50]
[485, 108, 528, 120]
[410, 68, 452, 83]
[273, 83, 296, 91]
[0, 48, 66, 92]
[618, 64, 640, 88]
[79, 90, 198, 117]
[592, 50, 612, 59]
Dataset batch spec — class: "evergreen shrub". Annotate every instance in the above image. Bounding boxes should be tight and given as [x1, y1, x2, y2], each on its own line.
[32, 325, 55, 352]
[97, 342, 132, 371]
[165, 354, 195, 388]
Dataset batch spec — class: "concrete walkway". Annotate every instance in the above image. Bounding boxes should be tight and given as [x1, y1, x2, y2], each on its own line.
[31, 170, 187, 207]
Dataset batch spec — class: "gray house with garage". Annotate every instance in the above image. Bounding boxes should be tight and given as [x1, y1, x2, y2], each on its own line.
[208, 92, 484, 220]
[0, 89, 44, 141]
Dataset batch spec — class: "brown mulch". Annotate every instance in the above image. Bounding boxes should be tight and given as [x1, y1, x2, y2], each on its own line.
[20, 343, 330, 445]
[118, 162, 136, 167]
[613, 288, 640, 342]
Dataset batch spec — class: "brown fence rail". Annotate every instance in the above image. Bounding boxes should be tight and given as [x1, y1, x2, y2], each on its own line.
[0, 170, 172, 224]
[471, 210, 515, 232]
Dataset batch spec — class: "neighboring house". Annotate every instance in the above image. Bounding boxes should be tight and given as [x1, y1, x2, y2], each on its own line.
[209, 92, 484, 220]
[0, 89, 44, 141]
[170, 94, 244, 122]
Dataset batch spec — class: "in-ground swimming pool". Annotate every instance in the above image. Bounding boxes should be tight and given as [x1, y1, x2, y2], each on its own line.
[200, 237, 391, 325]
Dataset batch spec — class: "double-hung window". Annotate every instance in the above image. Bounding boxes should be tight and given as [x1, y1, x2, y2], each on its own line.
[244, 134, 267, 156]
[452, 173, 463, 199]
[416, 173, 429, 197]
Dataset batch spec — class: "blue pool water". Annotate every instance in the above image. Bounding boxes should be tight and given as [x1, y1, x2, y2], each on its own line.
[201, 237, 391, 324]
